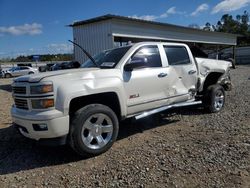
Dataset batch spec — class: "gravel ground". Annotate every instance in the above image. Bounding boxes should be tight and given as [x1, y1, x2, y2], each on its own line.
[0, 66, 249, 188]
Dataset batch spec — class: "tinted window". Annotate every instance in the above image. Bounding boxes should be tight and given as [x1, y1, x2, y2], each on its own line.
[20, 67, 29, 70]
[72, 61, 80, 68]
[10, 67, 20, 71]
[131, 46, 162, 68]
[164, 46, 190, 65]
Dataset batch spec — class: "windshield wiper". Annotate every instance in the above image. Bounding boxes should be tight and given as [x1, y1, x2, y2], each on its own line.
[68, 40, 99, 68]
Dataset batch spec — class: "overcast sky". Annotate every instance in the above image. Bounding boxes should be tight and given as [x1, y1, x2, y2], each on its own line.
[0, 0, 250, 58]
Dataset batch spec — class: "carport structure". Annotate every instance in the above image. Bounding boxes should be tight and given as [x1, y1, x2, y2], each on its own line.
[70, 14, 238, 66]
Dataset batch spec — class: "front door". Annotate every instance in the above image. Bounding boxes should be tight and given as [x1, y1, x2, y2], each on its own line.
[19, 67, 30, 76]
[123, 45, 175, 115]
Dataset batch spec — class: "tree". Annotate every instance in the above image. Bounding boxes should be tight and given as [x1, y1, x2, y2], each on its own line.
[236, 15, 241, 22]
[242, 11, 249, 25]
[203, 22, 211, 31]
[203, 11, 250, 45]
[0, 54, 74, 62]
[14, 55, 32, 62]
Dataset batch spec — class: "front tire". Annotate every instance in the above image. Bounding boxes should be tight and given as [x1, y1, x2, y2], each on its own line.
[69, 104, 119, 157]
[203, 84, 225, 113]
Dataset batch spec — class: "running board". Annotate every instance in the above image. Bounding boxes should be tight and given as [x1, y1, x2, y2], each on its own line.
[135, 101, 202, 120]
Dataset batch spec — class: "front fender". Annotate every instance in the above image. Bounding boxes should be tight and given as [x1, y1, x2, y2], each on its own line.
[55, 77, 127, 117]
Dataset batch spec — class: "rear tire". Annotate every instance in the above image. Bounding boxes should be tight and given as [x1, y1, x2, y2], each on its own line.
[202, 84, 225, 113]
[5, 73, 11, 78]
[69, 104, 119, 157]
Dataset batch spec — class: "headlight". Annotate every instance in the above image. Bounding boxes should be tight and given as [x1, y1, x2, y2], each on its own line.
[31, 99, 54, 109]
[30, 84, 53, 94]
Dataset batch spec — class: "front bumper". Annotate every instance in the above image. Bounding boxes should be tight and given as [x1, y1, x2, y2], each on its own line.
[11, 107, 69, 141]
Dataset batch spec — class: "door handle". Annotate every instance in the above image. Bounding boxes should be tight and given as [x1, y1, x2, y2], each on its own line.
[188, 70, 197, 75]
[158, 73, 168, 78]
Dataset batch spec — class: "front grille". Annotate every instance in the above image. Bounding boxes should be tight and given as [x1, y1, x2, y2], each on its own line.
[12, 86, 26, 95]
[14, 98, 28, 110]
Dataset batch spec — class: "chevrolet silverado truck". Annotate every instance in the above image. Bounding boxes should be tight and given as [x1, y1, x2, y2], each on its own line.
[11, 42, 232, 156]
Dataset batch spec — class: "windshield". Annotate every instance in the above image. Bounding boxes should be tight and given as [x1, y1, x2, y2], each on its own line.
[81, 46, 131, 68]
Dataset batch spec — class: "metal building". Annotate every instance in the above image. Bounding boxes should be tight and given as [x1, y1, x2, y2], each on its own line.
[70, 14, 238, 62]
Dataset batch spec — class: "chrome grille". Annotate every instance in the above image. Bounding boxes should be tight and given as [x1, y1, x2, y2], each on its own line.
[12, 86, 26, 95]
[14, 98, 28, 110]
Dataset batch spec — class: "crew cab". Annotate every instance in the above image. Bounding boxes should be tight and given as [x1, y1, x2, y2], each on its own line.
[11, 42, 232, 156]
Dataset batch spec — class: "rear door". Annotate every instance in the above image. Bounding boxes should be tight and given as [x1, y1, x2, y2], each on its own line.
[19, 67, 30, 76]
[163, 45, 198, 96]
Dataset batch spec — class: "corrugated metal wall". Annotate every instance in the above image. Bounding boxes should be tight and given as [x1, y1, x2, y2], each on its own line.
[73, 20, 113, 62]
[222, 46, 250, 64]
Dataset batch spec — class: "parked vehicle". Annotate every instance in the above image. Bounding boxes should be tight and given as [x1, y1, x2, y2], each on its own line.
[38, 63, 55, 72]
[2, 66, 38, 78]
[11, 42, 232, 156]
[0, 68, 3, 78]
[17, 63, 32, 67]
[51, 61, 80, 71]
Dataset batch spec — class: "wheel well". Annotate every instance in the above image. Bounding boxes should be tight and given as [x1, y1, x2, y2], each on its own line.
[69, 92, 121, 120]
[202, 72, 223, 93]
[5, 73, 11, 77]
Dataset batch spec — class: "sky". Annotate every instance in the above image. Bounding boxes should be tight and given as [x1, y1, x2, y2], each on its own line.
[0, 0, 250, 59]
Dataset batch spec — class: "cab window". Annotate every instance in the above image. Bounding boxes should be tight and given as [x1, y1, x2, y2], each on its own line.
[131, 45, 162, 68]
[164, 46, 191, 65]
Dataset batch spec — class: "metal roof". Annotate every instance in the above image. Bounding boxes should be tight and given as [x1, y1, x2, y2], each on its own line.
[69, 14, 237, 38]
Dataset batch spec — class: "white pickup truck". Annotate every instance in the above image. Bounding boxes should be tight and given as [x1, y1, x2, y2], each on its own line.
[11, 42, 232, 156]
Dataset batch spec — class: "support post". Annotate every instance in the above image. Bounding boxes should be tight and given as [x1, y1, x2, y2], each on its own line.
[216, 45, 219, 60]
[232, 46, 236, 69]
[119, 37, 122, 47]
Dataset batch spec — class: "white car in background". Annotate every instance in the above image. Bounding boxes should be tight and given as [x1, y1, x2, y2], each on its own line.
[2, 66, 38, 78]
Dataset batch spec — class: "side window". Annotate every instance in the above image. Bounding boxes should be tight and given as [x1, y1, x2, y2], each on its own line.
[131, 45, 162, 68]
[20, 67, 29, 70]
[164, 46, 191, 65]
[14, 67, 20, 71]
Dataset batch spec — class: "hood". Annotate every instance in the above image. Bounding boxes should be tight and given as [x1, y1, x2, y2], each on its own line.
[195, 58, 231, 75]
[14, 68, 99, 83]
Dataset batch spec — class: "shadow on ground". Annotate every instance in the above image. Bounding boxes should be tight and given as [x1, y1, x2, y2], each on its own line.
[0, 84, 12, 92]
[0, 105, 205, 175]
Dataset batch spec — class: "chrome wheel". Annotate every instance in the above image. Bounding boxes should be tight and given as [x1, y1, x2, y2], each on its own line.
[81, 113, 113, 150]
[214, 90, 224, 111]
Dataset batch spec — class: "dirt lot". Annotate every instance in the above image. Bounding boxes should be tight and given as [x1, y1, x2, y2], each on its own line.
[0, 66, 249, 188]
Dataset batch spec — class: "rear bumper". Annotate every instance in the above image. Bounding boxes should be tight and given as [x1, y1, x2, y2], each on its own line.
[11, 107, 69, 141]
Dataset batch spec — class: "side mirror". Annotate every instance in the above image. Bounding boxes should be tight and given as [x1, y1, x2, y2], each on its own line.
[124, 58, 148, 71]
